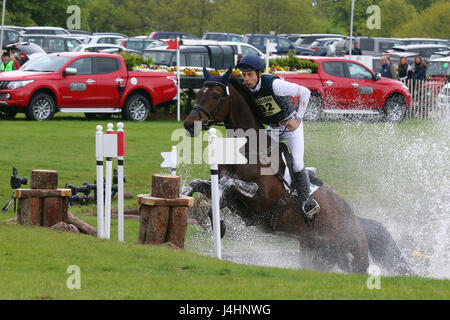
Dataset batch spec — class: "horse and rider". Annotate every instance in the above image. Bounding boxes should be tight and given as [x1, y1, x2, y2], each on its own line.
[182, 54, 412, 274]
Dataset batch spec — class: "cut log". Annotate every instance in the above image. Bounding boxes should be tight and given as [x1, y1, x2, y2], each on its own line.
[166, 206, 189, 249]
[137, 194, 194, 207]
[17, 197, 41, 226]
[30, 170, 58, 189]
[151, 174, 180, 199]
[68, 212, 97, 236]
[14, 189, 72, 199]
[138, 205, 169, 245]
[42, 197, 68, 226]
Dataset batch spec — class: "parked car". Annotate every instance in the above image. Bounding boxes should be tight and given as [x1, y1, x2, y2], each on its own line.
[87, 34, 127, 45]
[0, 52, 178, 121]
[397, 38, 450, 47]
[5, 42, 46, 66]
[143, 44, 234, 70]
[293, 34, 345, 47]
[21, 26, 70, 36]
[309, 37, 342, 56]
[149, 31, 198, 40]
[73, 44, 127, 53]
[426, 57, 450, 82]
[276, 57, 411, 122]
[430, 50, 450, 60]
[116, 38, 164, 53]
[390, 44, 450, 62]
[335, 37, 405, 56]
[244, 34, 315, 55]
[67, 30, 91, 36]
[217, 41, 265, 62]
[21, 34, 82, 53]
[92, 32, 128, 38]
[0, 28, 21, 48]
[202, 32, 243, 42]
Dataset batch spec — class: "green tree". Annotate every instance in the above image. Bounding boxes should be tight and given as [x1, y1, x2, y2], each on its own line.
[358, 0, 418, 37]
[393, 0, 450, 38]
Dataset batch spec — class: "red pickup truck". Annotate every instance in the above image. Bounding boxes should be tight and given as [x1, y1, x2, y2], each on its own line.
[274, 57, 412, 122]
[0, 52, 177, 121]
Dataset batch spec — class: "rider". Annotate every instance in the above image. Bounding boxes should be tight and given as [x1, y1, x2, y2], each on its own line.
[236, 54, 320, 220]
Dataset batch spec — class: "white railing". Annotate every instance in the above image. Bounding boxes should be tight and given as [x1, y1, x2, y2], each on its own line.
[404, 79, 449, 120]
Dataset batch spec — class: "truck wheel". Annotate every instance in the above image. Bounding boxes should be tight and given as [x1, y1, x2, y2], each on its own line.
[123, 94, 150, 121]
[383, 94, 406, 123]
[304, 93, 322, 122]
[26, 93, 55, 121]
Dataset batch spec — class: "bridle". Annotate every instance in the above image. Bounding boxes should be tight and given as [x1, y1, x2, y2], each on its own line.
[190, 85, 232, 129]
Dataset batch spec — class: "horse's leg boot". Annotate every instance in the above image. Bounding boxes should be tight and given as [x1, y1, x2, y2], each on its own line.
[292, 169, 320, 221]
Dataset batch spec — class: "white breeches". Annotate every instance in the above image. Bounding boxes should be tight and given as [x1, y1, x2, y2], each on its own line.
[268, 122, 305, 172]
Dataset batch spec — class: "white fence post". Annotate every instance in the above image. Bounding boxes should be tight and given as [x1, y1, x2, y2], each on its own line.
[95, 122, 127, 241]
[208, 128, 222, 260]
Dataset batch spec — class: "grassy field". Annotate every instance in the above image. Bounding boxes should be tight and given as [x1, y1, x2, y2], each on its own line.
[0, 114, 449, 299]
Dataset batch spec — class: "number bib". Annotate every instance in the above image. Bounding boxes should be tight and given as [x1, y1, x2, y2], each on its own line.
[256, 96, 282, 117]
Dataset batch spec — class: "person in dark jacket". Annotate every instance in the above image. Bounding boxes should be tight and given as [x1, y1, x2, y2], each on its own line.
[411, 55, 427, 80]
[397, 56, 411, 82]
[380, 56, 392, 79]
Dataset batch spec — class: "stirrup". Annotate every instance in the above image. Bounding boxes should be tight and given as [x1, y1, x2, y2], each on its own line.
[302, 199, 320, 219]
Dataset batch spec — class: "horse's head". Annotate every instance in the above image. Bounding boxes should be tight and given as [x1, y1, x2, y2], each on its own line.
[184, 66, 233, 137]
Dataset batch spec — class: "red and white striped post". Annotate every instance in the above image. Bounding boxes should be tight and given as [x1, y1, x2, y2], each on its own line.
[95, 122, 127, 241]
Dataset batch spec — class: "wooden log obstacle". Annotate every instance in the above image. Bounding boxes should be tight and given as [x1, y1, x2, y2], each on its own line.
[138, 174, 193, 249]
[14, 170, 71, 227]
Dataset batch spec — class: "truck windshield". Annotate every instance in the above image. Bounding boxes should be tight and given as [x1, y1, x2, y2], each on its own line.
[22, 55, 72, 72]
[143, 50, 173, 65]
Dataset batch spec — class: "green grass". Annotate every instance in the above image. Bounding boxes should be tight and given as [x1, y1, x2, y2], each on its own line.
[0, 115, 449, 299]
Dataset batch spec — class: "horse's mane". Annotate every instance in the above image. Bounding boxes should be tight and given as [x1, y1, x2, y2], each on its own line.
[229, 77, 265, 127]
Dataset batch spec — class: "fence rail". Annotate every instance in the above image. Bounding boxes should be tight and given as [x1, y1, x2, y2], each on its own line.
[404, 79, 449, 120]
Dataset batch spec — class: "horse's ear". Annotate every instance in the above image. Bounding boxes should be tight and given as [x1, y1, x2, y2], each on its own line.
[203, 67, 211, 81]
[223, 66, 233, 83]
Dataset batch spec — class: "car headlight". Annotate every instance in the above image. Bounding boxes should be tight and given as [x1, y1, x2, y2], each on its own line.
[6, 80, 34, 89]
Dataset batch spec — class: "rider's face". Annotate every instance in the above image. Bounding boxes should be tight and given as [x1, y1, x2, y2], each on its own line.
[242, 70, 261, 89]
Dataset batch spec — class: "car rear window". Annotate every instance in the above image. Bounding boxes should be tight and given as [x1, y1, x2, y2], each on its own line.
[322, 61, 346, 78]
[92, 57, 120, 74]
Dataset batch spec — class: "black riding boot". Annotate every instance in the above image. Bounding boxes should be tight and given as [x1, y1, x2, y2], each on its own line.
[291, 169, 320, 220]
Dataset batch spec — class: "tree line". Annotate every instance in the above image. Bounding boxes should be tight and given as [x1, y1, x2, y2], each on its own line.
[3, 0, 449, 39]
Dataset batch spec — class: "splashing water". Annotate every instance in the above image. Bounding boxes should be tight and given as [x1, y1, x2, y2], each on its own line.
[183, 120, 450, 278]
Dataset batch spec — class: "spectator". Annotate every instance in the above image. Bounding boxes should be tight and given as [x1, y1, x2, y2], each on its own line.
[411, 55, 427, 81]
[1, 51, 16, 72]
[397, 56, 411, 82]
[10, 52, 21, 70]
[346, 41, 362, 55]
[386, 56, 399, 80]
[380, 56, 392, 79]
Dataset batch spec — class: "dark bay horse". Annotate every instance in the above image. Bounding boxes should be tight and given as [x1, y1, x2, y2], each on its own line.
[183, 69, 412, 275]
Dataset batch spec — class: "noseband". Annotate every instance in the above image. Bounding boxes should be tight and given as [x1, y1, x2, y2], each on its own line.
[190, 86, 231, 128]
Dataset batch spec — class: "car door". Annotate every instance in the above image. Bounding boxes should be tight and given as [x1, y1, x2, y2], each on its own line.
[343, 61, 379, 109]
[57, 57, 98, 108]
[320, 61, 352, 109]
[89, 56, 123, 107]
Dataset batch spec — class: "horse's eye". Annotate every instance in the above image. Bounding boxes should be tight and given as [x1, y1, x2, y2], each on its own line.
[212, 94, 220, 101]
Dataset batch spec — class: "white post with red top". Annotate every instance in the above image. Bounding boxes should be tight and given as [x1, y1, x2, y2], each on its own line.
[95, 122, 127, 241]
